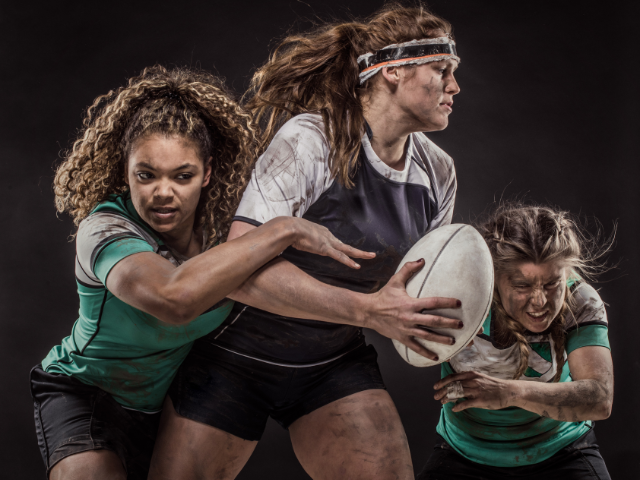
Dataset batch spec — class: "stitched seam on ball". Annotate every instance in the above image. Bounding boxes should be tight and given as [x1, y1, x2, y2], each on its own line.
[419, 236, 494, 362]
[416, 224, 467, 298]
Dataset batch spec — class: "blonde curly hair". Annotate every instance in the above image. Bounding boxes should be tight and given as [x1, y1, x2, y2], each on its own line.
[54, 65, 259, 246]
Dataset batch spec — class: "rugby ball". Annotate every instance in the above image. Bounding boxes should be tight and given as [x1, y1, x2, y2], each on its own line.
[393, 224, 494, 367]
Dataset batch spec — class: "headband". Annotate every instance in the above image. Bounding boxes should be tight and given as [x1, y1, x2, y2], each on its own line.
[357, 37, 460, 84]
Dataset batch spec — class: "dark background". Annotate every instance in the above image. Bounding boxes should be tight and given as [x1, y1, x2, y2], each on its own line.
[2, 0, 638, 478]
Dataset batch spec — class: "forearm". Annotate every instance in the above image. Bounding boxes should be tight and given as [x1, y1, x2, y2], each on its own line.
[113, 217, 298, 324]
[228, 257, 368, 326]
[509, 379, 613, 421]
[169, 218, 301, 317]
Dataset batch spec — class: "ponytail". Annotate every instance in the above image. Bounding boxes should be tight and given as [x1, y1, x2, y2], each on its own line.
[245, 3, 452, 187]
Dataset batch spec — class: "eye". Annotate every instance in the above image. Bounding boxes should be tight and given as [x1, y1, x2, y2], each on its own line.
[176, 172, 194, 180]
[137, 172, 154, 180]
[545, 280, 561, 289]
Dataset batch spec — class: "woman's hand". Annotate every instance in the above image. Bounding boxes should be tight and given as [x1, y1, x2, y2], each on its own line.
[362, 259, 463, 361]
[434, 371, 516, 412]
[289, 217, 376, 269]
[228, 220, 462, 361]
[433, 346, 614, 421]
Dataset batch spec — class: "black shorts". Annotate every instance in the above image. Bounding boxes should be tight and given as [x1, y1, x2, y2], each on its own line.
[30, 365, 160, 479]
[416, 428, 610, 480]
[168, 341, 386, 441]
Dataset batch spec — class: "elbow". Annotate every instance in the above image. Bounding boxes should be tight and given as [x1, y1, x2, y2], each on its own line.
[155, 290, 200, 325]
[595, 400, 613, 420]
[162, 306, 197, 326]
[155, 305, 197, 326]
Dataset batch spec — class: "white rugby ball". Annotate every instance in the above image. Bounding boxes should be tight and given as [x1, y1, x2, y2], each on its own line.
[393, 224, 494, 367]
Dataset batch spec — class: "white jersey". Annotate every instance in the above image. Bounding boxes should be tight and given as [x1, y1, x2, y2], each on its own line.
[206, 113, 458, 365]
[235, 112, 456, 228]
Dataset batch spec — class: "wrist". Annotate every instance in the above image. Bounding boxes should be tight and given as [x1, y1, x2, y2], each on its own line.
[352, 291, 373, 329]
[274, 216, 299, 245]
[507, 380, 525, 408]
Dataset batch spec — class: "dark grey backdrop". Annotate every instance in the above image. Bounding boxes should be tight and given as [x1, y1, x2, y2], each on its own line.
[2, 1, 638, 478]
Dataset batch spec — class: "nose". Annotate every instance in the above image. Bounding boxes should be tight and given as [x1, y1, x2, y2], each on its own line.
[446, 72, 461, 96]
[529, 288, 546, 309]
[154, 178, 174, 202]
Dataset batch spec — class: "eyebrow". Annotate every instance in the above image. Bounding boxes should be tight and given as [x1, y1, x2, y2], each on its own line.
[509, 277, 529, 284]
[134, 162, 196, 171]
[508, 275, 563, 284]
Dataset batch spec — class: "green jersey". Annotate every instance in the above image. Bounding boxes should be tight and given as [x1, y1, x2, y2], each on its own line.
[437, 281, 610, 467]
[42, 192, 233, 412]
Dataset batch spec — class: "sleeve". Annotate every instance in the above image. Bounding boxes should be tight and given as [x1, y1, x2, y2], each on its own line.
[233, 114, 334, 226]
[76, 213, 154, 286]
[432, 167, 457, 228]
[415, 133, 457, 229]
[565, 283, 610, 354]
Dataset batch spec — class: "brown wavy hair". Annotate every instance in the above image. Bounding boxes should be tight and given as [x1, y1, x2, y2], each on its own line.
[245, 2, 452, 187]
[478, 203, 612, 382]
[54, 65, 259, 246]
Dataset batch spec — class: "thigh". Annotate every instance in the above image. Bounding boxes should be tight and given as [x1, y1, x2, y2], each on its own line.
[416, 441, 494, 480]
[535, 428, 611, 480]
[577, 449, 611, 480]
[167, 342, 279, 441]
[148, 397, 258, 480]
[31, 365, 158, 480]
[539, 448, 611, 480]
[289, 389, 413, 480]
[50, 450, 125, 480]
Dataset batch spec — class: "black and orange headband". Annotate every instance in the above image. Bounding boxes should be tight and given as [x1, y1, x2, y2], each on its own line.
[357, 37, 459, 84]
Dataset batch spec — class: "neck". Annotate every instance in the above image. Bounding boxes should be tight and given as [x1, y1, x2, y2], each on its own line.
[363, 97, 417, 171]
[158, 219, 201, 258]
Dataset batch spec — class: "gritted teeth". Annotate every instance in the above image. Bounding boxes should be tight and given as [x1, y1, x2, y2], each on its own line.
[527, 311, 547, 318]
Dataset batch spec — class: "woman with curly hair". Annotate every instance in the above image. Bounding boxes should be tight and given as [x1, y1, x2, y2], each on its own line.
[420, 204, 613, 479]
[30, 65, 376, 480]
[151, 4, 464, 479]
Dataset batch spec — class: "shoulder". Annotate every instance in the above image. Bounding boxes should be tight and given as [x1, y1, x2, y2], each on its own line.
[566, 282, 608, 329]
[268, 113, 328, 153]
[76, 211, 157, 282]
[254, 113, 331, 182]
[78, 211, 154, 247]
[411, 132, 455, 173]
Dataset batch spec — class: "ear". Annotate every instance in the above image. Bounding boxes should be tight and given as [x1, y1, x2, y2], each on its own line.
[380, 66, 402, 87]
[124, 161, 130, 186]
[201, 156, 212, 188]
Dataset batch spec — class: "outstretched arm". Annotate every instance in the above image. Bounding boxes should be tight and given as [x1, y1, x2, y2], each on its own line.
[434, 345, 614, 421]
[228, 221, 463, 362]
[106, 217, 372, 326]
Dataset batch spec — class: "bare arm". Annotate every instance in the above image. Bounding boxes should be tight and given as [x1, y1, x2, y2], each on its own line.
[106, 217, 372, 325]
[228, 221, 464, 361]
[434, 346, 614, 421]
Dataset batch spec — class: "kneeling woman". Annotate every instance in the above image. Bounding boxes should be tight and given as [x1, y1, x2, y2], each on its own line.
[420, 204, 613, 479]
[31, 66, 373, 480]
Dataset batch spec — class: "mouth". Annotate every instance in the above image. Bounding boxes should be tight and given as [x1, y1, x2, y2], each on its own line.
[150, 206, 178, 220]
[526, 311, 548, 322]
[440, 101, 453, 112]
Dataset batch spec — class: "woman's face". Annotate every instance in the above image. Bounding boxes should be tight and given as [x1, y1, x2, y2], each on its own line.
[392, 58, 460, 132]
[495, 261, 568, 333]
[125, 134, 211, 236]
